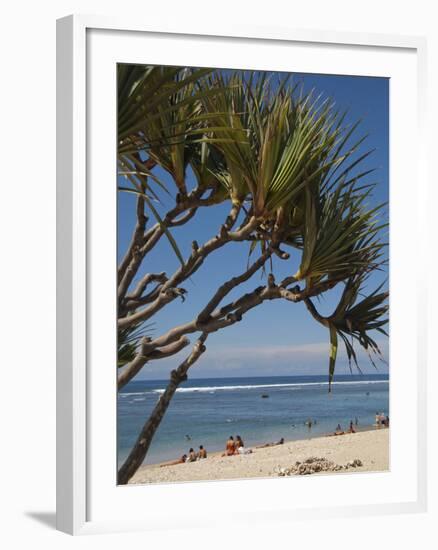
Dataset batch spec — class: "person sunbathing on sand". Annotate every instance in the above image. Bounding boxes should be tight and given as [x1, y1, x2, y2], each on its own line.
[160, 454, 187, 467]
[197, 445, 207, 459]
[256, 437, 285, 449]
[332, 424, 345, 436]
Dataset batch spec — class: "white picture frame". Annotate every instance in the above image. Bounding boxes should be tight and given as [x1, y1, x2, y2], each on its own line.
[56, 14, 428, 535]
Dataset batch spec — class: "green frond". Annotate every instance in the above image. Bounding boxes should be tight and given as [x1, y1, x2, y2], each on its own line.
[295, 176, 386, 284]
[308, 272, 388, 390]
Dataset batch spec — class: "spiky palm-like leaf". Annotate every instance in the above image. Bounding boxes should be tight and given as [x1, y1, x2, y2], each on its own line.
[118, 66, 242, 192]
[296, 179, 387, 286]
[332, 273, 389, 367]
[189, 141, 229, 196]
[200, 72, 368, 221]
[118, 65, 229, 264]
[118, 65, 212, 154]
[307, 271, 388, 391]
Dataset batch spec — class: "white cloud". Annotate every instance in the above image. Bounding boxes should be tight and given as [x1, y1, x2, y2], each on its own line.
[206, 342, 331, 359]
[135, 339, 389, 380]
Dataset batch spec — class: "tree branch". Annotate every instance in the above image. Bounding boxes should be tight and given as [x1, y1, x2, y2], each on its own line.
[118, 335, 191, 390]
[117, 215, 258, 329]
[126, 272, 168, 301]
[196, 249, 272, 324]
[117, 186, 227, 302]
[116, 275, 341, 389]
[138, 279, 340, 353]
[121, 286, 164, 313]
[117, 190, 148, 285]
[117, 156, 157, 283]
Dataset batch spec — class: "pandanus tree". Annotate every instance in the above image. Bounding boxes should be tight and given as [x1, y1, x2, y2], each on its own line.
[116, 66, 388, 484]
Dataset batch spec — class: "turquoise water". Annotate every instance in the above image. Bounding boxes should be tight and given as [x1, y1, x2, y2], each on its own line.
[118, 374, 389, 466]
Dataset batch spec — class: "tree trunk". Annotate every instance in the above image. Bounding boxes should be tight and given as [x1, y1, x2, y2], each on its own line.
[117, 372, 182, 484]
[117, 336, 207, 485]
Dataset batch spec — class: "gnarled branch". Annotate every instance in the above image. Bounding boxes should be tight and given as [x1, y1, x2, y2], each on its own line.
[118, 335, 191, 390]
[117, 215, 258, 330]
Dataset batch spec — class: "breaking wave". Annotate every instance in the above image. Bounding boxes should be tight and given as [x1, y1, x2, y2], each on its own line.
[120, 379, 388, 397]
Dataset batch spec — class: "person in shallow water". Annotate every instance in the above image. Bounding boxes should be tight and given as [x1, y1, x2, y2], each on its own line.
[349, 420, 356, 433]
[197, 445, 207, 459]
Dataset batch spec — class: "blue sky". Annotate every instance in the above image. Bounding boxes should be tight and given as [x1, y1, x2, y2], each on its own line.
[118, 70, 389, 380]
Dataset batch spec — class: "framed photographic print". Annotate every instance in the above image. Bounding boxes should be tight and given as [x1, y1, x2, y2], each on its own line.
[56, 15, 427, 535]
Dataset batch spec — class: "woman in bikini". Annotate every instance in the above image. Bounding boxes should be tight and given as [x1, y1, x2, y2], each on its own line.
[223, 436, 235, 456]
[234, 435, 244, 453]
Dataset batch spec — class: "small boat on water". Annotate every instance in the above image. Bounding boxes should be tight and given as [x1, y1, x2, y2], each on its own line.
[261, 394, 269, 398]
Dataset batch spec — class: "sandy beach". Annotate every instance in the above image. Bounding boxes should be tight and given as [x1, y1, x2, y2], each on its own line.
[130, 427, 389, 484]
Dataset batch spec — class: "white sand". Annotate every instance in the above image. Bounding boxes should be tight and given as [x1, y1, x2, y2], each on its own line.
[130, 428, 389, 484]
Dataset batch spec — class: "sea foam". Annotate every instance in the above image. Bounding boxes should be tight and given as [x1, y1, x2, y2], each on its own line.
[120, 379, 388, 397]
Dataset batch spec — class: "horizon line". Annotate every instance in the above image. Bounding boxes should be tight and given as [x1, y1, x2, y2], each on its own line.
[127, 372, 390, 384]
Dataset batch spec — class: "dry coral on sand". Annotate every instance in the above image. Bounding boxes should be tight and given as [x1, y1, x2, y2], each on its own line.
[273, 456, 363, 476]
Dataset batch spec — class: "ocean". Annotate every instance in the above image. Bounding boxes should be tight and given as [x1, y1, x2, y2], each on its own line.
[118, 374, 389, 467]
